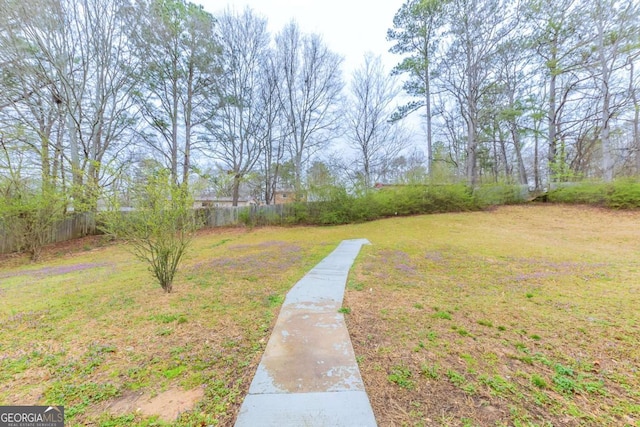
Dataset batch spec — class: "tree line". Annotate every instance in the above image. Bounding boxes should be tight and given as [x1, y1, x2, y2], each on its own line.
[390, 0, 640, 187]
[1, 0, 639, 217]
[0, 0, 350, 210]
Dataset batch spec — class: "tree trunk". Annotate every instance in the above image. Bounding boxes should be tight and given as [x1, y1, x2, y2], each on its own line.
[183, 63, 194, 186]
[534, 122, 541, 190]
[232, 174, 241, 206]
[466, 116, 477, 186]
[500, 128, 511, 181]
[511, 123, 528, 185]
[171, 59, 179, 185]
[294, 150, 303, 199]
[506, 90, 527, 185]
[40, 133, 50, 186]
[600, 83, 612, 181]
[492, 133, 500, 182]
[633, 66, 640, 174]
[466, 68, 478, 186]
[67, 111, 82, 187]
[425, 60, 433, 175]
[597, 20, 613, 182]
[548, 37, 558, 182]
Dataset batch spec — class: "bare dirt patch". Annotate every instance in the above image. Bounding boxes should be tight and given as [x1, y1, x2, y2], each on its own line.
[194, 240, 304, 280]
[0, 262, 110, 280]
[104, 387, 205, 422]
[0, 235, 113, 267]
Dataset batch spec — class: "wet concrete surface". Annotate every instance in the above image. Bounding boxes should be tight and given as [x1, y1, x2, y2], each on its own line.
[234, 239, 377, 427]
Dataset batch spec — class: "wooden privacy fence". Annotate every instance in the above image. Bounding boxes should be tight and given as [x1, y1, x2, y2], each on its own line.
[0, 204, 295, 255]
[0, 213, 97, 255]
[198, 203, 298, 228]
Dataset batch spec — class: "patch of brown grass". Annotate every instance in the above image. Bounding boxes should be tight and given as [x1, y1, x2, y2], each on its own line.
[345, 205, 640, 426]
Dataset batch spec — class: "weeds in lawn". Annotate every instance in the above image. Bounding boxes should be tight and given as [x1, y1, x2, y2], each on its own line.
[149, 313, 187, 324]
[446, 369, 466, 387]
[156, 328, 173, 336]
[531, 374, 547, 389]
[0, 229, 333, 425]
[388, 365, 415, 389]
[265, 294, 283, 307]
[162, 365, 186, 380]
[454, 326, 470, 336]
[479, 374, 515, 396]
[420, 363, 439, 379]
[347, 280, 364, 291]
[552, 363, 606, 396]
[44, 382, 118, 418]
[344, 205, 640, 426]
[433, 310, 452, 320]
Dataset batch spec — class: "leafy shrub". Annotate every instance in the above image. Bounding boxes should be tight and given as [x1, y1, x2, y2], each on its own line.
[287, 202, 310, 225]
[238, 208, 252, 226]
[0, 179, 67, 261]
[607, 179, 640, 209]
[546, 179, 640, 209]
[474, 183, 528, 205]
[293, 183, 482, 225]
[329, 184, 479, 224]
[546, 182, 608, 205]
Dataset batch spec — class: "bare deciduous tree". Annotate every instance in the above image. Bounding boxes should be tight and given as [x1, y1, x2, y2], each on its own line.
[275, 22, 344, 197]
[440, 0, 518, 186]
[583, 0, 640, 181]
[1, 0, 140, 209]
[257, 52, 287, 204]
[347, 53, 407, 188]
[208, 8, 269, 205]
[132, 0, 219, 187]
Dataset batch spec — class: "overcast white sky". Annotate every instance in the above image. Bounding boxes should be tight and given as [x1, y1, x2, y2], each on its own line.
[195, 0, 424, 154]
[197, 0, 406, 77]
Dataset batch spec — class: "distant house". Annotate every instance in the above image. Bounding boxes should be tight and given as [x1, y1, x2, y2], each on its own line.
[193, 195, 255, 208]
[274, 189, 294, 204]
[374, 182, 404, 190]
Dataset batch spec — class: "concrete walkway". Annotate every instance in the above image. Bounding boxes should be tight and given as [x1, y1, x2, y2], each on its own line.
[234, 239, 377, 427]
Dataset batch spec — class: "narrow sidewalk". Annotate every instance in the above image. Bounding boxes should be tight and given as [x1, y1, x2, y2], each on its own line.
[234, 239, 377, 427]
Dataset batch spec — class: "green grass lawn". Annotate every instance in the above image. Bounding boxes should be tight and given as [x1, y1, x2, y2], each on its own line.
[1, 204, 639, 426]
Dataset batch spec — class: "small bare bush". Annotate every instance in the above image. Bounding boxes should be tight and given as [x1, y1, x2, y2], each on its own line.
[101, 170, 198, 292]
